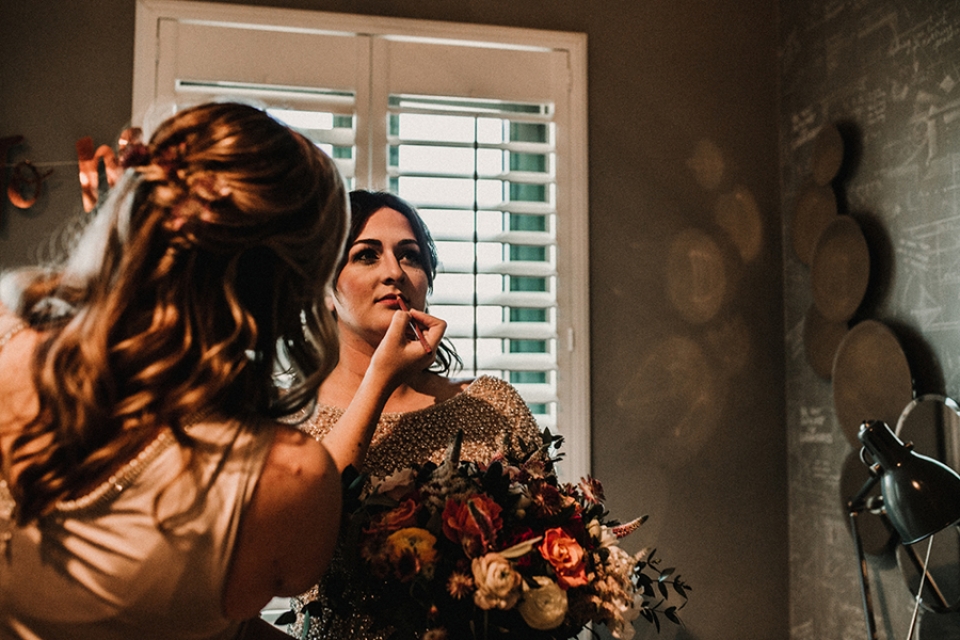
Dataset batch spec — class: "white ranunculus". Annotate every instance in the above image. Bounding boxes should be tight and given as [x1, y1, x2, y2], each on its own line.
[471, 552, 521, 610]
[587, 518, 618, 547]
[518, 576, 568, 630]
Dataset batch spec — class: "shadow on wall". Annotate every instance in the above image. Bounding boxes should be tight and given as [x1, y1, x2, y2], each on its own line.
[615, 137, 764, 470]
[796, 121, 960, 640]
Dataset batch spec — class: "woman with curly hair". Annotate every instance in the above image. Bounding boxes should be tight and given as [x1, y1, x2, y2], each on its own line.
[0, 103, 440, 639]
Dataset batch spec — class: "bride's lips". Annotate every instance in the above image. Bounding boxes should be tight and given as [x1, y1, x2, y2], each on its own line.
[377, 294, 403, 309]
[396, 296, 431, 353]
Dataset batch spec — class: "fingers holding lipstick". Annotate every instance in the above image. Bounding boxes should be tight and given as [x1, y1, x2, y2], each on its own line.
[397, 297, 435, 353]
[404, 307, 446, 353]
[370, 309, 445, 384]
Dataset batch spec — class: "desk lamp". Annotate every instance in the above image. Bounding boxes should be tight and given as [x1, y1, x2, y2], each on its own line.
[846, 419, 960, 640]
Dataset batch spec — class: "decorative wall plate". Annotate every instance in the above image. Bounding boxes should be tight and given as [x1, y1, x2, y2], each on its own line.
[811, 216, 870, 323]
[832, 319, 913, 448]
[791, 184, 837, 266]
[803, 302, 848, 380]
[811, 123, 844, 186]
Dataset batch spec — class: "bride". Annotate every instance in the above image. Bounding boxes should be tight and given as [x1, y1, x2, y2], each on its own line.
[288, 190, 543, 639]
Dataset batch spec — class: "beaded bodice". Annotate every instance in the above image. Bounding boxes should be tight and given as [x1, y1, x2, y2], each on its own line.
[288, 375, 541, 640]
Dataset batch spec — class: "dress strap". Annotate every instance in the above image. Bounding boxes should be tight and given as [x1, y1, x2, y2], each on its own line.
[0, 318, 28, 559]
[0, 319, 28, 356]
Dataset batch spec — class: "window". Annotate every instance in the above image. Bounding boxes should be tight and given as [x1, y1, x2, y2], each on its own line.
[133, 0, 589, 481]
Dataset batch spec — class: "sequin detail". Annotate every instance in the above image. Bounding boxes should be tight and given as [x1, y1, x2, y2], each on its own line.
[0, 320, 28, 350]
[290, 375, 541, 640]
[54, 430, 177, 514]
[0, 479, 15, 559]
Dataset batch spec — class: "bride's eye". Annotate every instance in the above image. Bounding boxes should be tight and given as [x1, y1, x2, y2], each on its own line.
[351, 248, 379, 264]
[399, 249, 423, 267]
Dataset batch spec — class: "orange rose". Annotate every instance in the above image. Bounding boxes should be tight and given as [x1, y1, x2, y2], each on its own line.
[375, 498, 419, 532]
[538, 527, 588, 589]
[441, 495, 503, 557]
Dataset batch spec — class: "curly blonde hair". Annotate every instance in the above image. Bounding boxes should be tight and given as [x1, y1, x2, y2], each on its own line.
[5, 102, 347, 522]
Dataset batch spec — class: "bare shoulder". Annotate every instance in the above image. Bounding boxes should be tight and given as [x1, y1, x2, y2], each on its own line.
[0, 314, 39, 435]
[256, 424, 342, 548]
[223, 423, 342, 619]
[415, 373, 473, 404]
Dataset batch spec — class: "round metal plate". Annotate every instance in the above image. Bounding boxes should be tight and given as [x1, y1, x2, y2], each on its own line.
[832, 319, 913, 448]
[811, 216, 870, 323]
[791, 184, 837, 266]
[803, 302, 848, 380]
[811, 123, 844, 186]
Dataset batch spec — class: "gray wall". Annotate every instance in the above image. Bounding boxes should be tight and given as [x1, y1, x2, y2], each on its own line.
[781, 0, 960, 638]
[0, 1, 785, 638]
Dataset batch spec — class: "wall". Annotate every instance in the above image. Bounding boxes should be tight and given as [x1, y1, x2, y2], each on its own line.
[0, 1, 784, 638]
[780, 1, 960, 638]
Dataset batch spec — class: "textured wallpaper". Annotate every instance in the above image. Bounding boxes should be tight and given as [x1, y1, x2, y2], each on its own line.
[781, 1, 960, 638]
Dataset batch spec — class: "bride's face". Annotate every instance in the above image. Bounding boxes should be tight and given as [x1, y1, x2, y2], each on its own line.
[333, 206, 430, 345]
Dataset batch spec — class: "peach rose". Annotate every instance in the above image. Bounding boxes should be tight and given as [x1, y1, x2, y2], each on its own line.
[471, 552, 521, 610]
[374, 498, 419, 533]
[538, 527, 588, 589]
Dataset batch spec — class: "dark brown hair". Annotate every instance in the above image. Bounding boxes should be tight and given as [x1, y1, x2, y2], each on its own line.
[344, 190, 461, 375]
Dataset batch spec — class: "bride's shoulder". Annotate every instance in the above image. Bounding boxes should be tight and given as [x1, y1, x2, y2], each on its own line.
[460, 375, 524, 403]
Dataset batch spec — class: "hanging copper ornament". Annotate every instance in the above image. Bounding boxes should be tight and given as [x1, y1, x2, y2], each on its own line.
[7, 161, 53, 209]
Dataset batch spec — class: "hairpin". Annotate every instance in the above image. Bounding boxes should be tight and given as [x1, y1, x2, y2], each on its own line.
[117, 127, 149, 169]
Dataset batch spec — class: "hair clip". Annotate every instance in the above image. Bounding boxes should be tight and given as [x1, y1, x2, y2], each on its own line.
[117, 127, 149, 169]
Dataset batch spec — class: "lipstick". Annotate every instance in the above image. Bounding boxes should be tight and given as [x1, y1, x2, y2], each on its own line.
[396, 297, 432, 354]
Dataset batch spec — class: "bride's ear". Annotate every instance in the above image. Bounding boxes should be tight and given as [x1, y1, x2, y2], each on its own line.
[324, 291, 338, 317]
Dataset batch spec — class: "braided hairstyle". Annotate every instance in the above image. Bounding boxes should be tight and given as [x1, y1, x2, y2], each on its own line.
[6, 102, 347, 523]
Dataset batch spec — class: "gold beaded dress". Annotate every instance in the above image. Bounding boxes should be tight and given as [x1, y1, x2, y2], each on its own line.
[288, 375, 542, 640]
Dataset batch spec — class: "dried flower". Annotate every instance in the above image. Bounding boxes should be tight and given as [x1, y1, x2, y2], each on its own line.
[281, 429, 691, 639]
[471, 552, 522, 610]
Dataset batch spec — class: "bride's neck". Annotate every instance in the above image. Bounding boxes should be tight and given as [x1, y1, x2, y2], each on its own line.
[319, 337, 430, 408]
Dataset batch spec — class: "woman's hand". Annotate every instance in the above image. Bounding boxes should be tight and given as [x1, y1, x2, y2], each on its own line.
[368, 307, 446, 390]
[320, 307, 446, 472]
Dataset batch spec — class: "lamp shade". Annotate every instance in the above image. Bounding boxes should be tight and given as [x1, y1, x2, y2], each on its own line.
[858, 420, 960, 545]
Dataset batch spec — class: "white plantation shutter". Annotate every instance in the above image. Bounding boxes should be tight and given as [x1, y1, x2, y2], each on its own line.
[133, 0, 589, 479]
[386, 95, 560, 426]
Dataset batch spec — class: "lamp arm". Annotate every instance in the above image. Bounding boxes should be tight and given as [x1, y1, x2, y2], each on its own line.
[849, 507, 879, 640]
[847, 471, 881, 514]
[903, 542, 949, 610]
[848, 470, 882, 640]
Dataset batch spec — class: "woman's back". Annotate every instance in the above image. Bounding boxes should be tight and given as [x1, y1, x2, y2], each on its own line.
[0, 322, 274, 640]
[0, 102, 351, 639]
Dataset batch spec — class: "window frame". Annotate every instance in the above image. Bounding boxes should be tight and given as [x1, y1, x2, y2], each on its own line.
[132, 0, 590, 482]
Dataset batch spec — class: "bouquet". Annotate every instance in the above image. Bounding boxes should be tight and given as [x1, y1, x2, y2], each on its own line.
[281, 429, 689, 639]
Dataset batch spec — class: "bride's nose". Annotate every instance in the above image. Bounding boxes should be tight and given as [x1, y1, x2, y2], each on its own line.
[380, 252, 407, 282]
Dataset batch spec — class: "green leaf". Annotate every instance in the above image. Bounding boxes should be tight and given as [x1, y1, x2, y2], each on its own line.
[665, 606, 681, 625]
[658, 567, 675, 581]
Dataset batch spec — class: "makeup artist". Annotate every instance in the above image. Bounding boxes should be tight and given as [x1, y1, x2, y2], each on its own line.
[284, 189, 543, 640]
